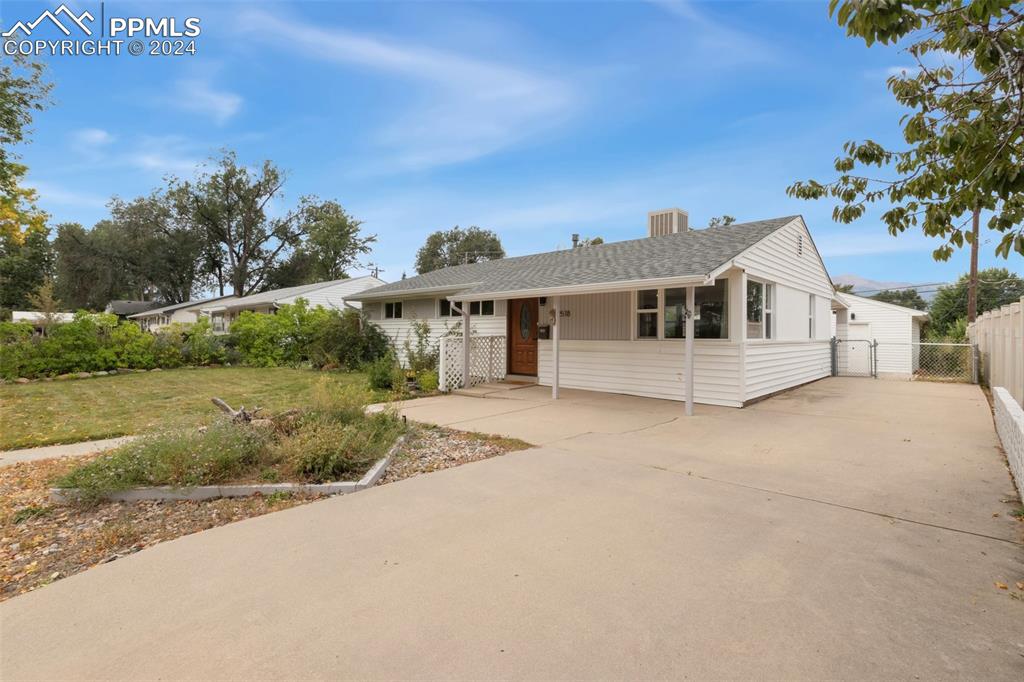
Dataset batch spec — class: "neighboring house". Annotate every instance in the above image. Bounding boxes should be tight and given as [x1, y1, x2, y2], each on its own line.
[127, 295, 238, 332]
[200, 276, 386, 333]
[104, 300, 161, 320]
[349, 210, 836, 409]
[11, 311, 76, 332]
[832, 293, 928, 378]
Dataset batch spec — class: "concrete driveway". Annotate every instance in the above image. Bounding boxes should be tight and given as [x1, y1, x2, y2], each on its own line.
[2, 378, 1022, 679]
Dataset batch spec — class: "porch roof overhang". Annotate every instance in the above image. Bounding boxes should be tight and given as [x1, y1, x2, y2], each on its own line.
[448, 272, 723, 303]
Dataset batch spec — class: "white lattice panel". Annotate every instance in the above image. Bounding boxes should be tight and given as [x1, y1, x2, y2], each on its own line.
[439, 335, 506, 391]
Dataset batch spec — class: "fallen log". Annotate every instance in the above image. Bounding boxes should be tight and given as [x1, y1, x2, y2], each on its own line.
[210, 397, 260, 423]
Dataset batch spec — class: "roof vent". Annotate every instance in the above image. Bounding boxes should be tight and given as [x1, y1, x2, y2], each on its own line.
[647, 208, 689, 237]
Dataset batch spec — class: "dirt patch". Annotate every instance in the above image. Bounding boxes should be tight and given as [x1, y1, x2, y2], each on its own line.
[0, 454, 320, 602]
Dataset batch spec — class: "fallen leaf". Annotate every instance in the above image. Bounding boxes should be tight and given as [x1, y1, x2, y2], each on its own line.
[995, 581, 1008, 590]
[1016, 582, 1024, 591]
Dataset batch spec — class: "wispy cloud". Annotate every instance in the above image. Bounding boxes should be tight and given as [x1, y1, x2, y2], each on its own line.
[125, 136, 201, 176]
[165, 77, 242, 124]
[236, 9, 576, 171]
[28, 179, 108, 211]
[647, 0, 781, 65]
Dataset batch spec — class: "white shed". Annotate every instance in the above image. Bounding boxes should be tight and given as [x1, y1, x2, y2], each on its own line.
[833, 293, 928, 378]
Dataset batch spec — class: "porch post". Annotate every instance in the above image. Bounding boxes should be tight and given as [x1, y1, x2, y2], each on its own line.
[552, 296, 560, 400]
[685, 286, 695, 416]
[462, 305, 471, 389]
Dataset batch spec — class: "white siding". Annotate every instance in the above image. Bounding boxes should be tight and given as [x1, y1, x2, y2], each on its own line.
[745, 342, 831, 400]
[539, 292, 631, 340]
[280, 277, 383, 310]
[371, 298, 507, 366]
[538, 340, 742, 407]
[733, 218, 834, 298]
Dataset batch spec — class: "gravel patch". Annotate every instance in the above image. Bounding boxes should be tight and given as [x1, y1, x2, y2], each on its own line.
[380, 426, 531, 485]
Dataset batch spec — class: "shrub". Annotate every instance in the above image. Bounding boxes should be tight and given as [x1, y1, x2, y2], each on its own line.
[311, 308, 390, 370]
[417, 369, 439, 393]
[402, 319, 437, 374]
[277, 381, 404, 483]
[366, 353, 398, 390]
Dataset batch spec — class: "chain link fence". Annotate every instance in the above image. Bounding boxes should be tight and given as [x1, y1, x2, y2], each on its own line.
[911, 342, 977, 383]
[832, 339, 978, 383]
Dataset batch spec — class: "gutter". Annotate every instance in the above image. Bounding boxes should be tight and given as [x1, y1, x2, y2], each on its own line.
[450, 274, 714, 302]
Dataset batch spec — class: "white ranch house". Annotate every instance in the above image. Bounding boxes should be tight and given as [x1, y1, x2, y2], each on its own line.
[351, 210, 836, 413]
[200, 276, 385, 333]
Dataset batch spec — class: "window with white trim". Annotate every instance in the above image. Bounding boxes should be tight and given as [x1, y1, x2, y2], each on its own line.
[636, 289, 658, 339]
[746, 280, 773, 340]
[384, 301, 403, 319]
[439, 299, 494, 316]
[663, 280, 729, 339]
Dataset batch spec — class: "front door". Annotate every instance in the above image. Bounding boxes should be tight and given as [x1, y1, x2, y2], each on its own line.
[508, 298, 538, 376]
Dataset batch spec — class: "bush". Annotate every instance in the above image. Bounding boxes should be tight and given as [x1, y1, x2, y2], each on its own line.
[417, 369, 439, 393]
[402, 319, 437, 374]
[366, 353, 399, 390]
[55, 421, 272, 503]
[276, 380, 404, 482]
[0, 311, 230, 379]
[228, 300, 388, 370]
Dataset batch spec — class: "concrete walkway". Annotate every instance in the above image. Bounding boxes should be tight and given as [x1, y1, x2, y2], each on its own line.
[2, 379, 1022, 679]
[0, 436, 135, 468]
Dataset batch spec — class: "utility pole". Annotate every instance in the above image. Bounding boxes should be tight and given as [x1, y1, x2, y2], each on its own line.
[968, 208, 980, 323]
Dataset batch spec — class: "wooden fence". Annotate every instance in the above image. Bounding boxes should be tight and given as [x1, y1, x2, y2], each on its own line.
[968, 296, 1024, 406]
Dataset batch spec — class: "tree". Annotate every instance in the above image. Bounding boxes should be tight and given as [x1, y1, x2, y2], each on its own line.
[53, 222, 141, 310]
[26, 279, 62, 334]
[414, 226, 505, 274]
[708, 215, 736, 228]
[871, 288, 928, 310]
[103, 194, 210, 303]
[787, 1, 1024, 260]
[578, 236, 604, 247]
[835, 283, 856, 293]
[0, 222, 53, 311]
[179, 151, 331, 296]
[0, 55, 51, 197]
[265, 201, 375, 287]
[929, 267, 1024, 333]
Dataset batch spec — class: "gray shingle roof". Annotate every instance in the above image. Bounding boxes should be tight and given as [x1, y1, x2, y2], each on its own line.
[351, 216, 798, 301]
[127, 295, 236, 319]
[209, 276, 383, 310]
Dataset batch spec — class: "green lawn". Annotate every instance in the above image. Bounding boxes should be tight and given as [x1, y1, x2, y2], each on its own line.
[0, 368, 373, 451]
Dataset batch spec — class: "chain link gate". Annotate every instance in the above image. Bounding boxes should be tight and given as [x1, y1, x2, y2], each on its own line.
[831, 337, 877, 377]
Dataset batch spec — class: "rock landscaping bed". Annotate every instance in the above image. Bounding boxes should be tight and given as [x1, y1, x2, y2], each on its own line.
[1, 425, 531, 601]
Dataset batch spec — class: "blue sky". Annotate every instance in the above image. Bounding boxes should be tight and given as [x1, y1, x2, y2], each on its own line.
[8, 0, 1022, 288]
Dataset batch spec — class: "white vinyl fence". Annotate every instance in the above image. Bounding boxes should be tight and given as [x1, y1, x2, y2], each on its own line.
[968, 296, 1024, 406]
